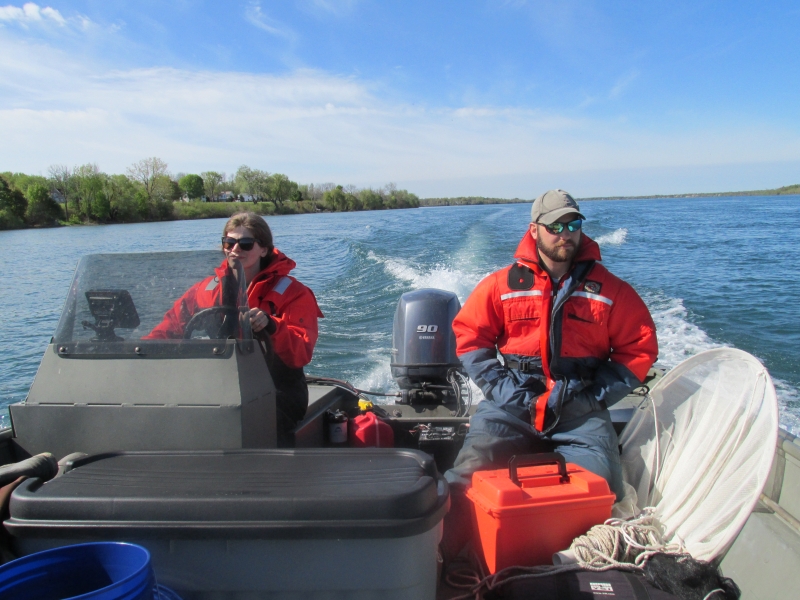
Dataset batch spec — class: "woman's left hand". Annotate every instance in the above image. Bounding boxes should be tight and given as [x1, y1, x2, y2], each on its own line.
[249, 308, 270, 333]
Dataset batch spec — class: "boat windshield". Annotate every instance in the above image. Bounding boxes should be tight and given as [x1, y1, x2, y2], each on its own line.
[52, 250, 253, 356]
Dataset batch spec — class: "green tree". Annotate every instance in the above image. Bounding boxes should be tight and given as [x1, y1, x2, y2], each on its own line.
[127, 157, 169, 201]
[380, 183, 419, 209]
[0, 175, 27, 229]
[153, 197, 175, 220]
[360, 188, 384, 211]
[235, 165, 257, 199]
[25, 183, 63, 226]
[301, 183, 330, 202]
[93, 192, 111, 222]
[235, 166, 273, 201]
[1, 172, 48, 196]
[0, 175, 27, 219]
[134, 188, 150, 219]
[179, 174, 204, 200]
[48, 164, 74, 221]
[152, 175, 180, 202]
[201, 171, 224, 201]
[251, 170, 272, 202]
[103, 174, 140, 222]
[269, 173, 295, 206]
[392, 189, 420, 208]
[218, 173, 238, 197]
[74, 163, 103, 220]
[322, 185, 348, 212]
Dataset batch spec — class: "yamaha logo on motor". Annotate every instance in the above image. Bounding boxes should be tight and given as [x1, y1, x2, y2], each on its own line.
[417, 324, 437, 339]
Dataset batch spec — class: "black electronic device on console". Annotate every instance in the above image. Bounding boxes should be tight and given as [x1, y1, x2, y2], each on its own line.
[81, 289, 140, 341]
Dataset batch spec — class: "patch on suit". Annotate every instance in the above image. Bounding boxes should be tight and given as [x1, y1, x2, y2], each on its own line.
[508, 262, 534, 290]
[584, 280, 602, 294]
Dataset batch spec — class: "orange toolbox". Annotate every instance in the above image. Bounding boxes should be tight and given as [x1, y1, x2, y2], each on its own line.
[466, 452, 616, 573]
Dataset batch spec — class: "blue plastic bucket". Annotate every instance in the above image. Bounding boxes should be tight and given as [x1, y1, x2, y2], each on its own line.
[0, 542, 155, 600]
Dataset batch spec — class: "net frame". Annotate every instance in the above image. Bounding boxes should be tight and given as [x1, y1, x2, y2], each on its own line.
[619, 348, 778, 561]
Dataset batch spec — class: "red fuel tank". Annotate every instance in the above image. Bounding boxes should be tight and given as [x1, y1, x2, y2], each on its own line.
[349, 412, 394, 448]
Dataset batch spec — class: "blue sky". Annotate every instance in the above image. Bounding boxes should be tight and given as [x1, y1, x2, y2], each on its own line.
[1, 1, 799, 197]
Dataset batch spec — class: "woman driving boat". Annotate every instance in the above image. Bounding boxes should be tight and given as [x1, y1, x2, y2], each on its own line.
[146, 212, 324, 438]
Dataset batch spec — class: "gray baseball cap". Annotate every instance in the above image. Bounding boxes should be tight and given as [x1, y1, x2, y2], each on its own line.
[531, 189, 585, 224]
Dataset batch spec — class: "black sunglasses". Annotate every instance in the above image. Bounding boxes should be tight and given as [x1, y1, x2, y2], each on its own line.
[542, 219, 582, 234]
[221, 236, 257, 251]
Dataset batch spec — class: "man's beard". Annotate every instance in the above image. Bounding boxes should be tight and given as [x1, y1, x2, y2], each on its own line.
[538, 236, 578, 263]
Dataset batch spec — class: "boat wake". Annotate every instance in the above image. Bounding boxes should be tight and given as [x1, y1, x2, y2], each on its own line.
[354, 355, 396, 399]
[595, 228, 628, 246]
[644, 291, 799, 435]
[774, 382, 800, 436]
[644, 292, 725, 369]
[366, 251, 485, 303]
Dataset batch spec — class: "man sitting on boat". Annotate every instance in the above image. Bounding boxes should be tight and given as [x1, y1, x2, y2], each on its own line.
[146, 212, 324, 437]
[442, 189, 658, 558]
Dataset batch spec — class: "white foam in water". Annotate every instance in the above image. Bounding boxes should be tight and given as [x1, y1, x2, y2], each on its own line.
[645, 294, 725, 369]
[367, 251, 482, 303]
[354, 355, 398, 403]
[644, 291, 799, 435]
[595, 228, 628, 246]
[775, 381, 800, 436]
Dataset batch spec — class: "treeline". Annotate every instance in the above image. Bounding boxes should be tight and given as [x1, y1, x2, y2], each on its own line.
[581, 183, 800, 201]
[420, 196, 529, 206]
[0, 158, 420, 230]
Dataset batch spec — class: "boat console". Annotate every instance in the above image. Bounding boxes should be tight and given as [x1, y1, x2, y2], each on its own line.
[11, 251, 278, 458]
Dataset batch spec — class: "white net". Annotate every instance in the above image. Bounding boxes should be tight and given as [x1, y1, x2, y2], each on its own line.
[618, 348, 778, 561]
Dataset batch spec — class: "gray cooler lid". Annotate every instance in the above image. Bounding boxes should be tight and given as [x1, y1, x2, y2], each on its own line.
[6, 449, 449, 539]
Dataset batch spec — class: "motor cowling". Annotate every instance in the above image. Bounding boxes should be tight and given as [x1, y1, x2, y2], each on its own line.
[390, 289, 462, 405]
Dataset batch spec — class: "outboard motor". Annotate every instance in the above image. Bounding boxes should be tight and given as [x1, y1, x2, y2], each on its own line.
[391, 289, 464, 406]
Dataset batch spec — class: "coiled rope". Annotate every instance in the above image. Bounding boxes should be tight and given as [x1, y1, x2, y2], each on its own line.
[571, 508, 686, 569]
[447, 508, 688, 600]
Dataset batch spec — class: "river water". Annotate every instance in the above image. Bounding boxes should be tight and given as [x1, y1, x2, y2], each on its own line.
[1, 196, 798, 433]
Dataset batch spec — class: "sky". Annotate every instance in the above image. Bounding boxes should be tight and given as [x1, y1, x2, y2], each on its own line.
[1, 1, 799, 198]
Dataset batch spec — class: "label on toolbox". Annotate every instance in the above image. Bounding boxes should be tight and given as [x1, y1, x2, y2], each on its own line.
[589, 581, 615, 594]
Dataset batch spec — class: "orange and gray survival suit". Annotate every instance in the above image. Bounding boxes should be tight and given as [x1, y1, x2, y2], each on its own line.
[444, 231, 657, 499]
[146, 249, 324, 432]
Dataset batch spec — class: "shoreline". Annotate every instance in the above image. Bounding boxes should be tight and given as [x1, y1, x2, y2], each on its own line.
[419, 185, 800, 207]
[4, 189, 799, 232]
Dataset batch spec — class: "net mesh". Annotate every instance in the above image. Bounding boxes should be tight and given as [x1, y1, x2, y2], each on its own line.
[619, 348, 778, 561]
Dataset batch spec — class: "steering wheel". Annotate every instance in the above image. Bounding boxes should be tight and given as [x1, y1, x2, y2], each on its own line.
[183, 306, 240, 339]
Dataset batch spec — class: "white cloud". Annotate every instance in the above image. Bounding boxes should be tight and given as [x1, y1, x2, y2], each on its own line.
[609, 70, 639, 99]
[1, 36, 799, 197]
[305, 0, 360, 16]
[0, 2, 96, 34]
[244, 2, 295, 40]
[38, 6, 64, 24]
[0, 5, 21, 19]
[0, 3, 75, 27]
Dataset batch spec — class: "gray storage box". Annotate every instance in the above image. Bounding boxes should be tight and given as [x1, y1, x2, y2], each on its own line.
[7, 448, 449, 599]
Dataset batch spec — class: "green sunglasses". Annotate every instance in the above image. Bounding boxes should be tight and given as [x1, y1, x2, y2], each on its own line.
[542, 219, 582, 234]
